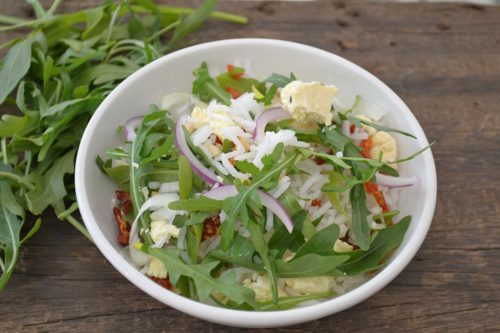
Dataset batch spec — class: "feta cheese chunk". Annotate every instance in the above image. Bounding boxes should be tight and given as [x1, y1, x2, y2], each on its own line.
[241, 273, 287, 302]
[334, 239, 354, 253]
[150, 220, 180, 247]
[281, 81, 337, 125]
[370, 131, 398, 165]
[284, 276, 333, 294]
[147, 256, 167, 278]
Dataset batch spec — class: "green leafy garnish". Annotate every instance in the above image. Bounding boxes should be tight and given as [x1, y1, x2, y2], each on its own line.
[192, 62, 231, 105]
[144, 246, 256, 306]
[0, 0, 246, 290]
[338, 216, 411, 275]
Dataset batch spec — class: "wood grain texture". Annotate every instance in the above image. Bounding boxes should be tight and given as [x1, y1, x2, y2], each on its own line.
[1, 0, 499, 332]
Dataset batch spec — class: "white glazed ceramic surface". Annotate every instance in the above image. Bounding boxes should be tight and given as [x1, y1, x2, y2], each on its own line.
[75, 39, 436, 328]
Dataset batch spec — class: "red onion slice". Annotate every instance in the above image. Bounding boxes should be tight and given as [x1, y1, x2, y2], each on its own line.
[375, 172, 418, 188]
[175, 115, 222, 185]
[204, 185, 294, 233]
[124, 116, 143, 141]
[253, 107, 291, 142]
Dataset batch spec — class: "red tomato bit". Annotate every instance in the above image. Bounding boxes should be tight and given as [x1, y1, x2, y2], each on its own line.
[313, 157, 326, 165]
[350, 124, 356, 134]
[364, 180, 389, 212]
[113, 207, 130, 246]
[311, 198, 322, 207]
[226, 64, 244, 79]
[360, 136, 372, 159]
[151, 277, 173, 290]
[116, 190, 132, 215]
[226, 86, 241, 99]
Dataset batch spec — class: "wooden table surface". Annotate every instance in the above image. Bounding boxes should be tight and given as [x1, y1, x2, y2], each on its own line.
[1, 0, 500, 332]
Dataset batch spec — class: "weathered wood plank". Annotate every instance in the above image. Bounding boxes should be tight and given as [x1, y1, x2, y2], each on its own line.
[0, 0, 499, 332]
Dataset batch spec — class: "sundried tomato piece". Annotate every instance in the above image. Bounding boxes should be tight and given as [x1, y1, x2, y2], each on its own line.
[311, 198, 322, 207]
[360, 136, 372, 159]
[202, 215, 221, 241]
[113, 207, 130, 246]
[151, 277, 173, 290]
[364, 180, 389, 212]
[226, 86, 241, 99]
[115, 190, 132, 215]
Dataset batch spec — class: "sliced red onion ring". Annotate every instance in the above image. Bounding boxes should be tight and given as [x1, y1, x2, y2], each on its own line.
[175, 115, 222, 185]
[253, 107, 291, 142]
[375, 172, 418, 188]
[204, 185, 294, 233]
[124, 116, 143, 141]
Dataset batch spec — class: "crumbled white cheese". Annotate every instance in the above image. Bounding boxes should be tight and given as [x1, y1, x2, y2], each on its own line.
[283, 276, 333, 294]
[281, 81, 337, 125]
[188, 105, 236, 139]
[150, 220, 180, 247]
[370, 131, 398, 165]
[147, 257, 167, 278]
[334, 239, 354, 253]
[355, 115, 377, 135]
[241, 273, 287, 302]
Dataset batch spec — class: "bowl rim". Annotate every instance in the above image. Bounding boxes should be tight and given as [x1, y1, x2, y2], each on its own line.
[75, 38, 437, 328]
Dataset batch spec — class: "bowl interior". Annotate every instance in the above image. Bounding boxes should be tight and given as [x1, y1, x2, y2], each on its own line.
[76, 39, 436, 328]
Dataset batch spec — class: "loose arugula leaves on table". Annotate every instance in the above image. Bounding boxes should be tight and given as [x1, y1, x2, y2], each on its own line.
[0, 0, 247, 290]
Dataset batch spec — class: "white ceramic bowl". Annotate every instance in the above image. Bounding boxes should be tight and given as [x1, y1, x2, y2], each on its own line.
[75, 39, 436, 328]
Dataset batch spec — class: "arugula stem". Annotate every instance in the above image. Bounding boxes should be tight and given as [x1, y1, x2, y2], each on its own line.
[0, 15, 29, 25]
[0, 256, 4, 271]
[0, 172, 36, 191]
[147, 20, 181, 42]
[57, 202, 79, 220]
[1, 139, 8, 164]
[47, 0, 63, 17]
[65, 215, 94, 243]
[131, 5, 248, 24]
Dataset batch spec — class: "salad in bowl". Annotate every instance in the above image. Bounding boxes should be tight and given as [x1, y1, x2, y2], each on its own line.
[97, 61, 428, 310]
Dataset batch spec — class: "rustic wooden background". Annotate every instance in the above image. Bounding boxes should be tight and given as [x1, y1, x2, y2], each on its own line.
[1, 0, 499, 332]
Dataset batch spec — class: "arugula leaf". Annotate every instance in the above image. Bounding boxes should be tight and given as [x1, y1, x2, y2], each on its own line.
[167, 0, 217, 50]
[254, 290, 334, 311]
[26, 149, 76, 215]
[209, 234, 264, 272]
[192, 62, 231, 105]
[0, 0, 246, 290]
[221, 153, 299, 250]
[186, 224, 203, 263]
[294, 223, 340, 259]
[217, 71, 260, 95]
[343, 113, 417, 139]
[268, 210, 305, 257]
[129, 108, 167, 244]
[350, 184, 371, 251]
[275, 254, 348, 278]
[144, 246, 256, 306]
[0, 180, 40, 290]
[0, 33, 39, 104]
[178, 155, 192, 199]
[247, 221, 279, 304]
[338, 216, 411, 275]
[264, 73, 296, 88]
[169, 196, 223, 212]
